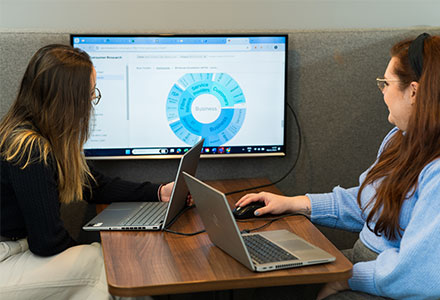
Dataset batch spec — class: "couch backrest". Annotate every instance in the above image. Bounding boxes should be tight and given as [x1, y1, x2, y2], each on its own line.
[2, 28, 439, 196]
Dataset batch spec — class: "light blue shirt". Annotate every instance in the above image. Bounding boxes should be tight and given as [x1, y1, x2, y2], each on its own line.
[308, 127, 440, 299]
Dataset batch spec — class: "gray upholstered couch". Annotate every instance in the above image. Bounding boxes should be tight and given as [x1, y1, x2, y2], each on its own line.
[2, 28, 439, 250]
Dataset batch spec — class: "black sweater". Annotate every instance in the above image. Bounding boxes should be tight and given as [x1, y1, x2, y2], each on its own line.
[0, 157, 160, 256]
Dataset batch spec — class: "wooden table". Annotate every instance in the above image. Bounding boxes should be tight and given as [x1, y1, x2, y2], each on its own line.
[99, 178, 352, 297]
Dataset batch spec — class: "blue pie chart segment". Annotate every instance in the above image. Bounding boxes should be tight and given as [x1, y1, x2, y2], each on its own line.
[166, 73, 246, 146]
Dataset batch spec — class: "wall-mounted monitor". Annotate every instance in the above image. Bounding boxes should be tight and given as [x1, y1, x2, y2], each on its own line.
[71, 34, 287, 159]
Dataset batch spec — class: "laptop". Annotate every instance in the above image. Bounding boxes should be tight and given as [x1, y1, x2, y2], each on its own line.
[182, 172, 335, 272]
[82, 139, 204, 231]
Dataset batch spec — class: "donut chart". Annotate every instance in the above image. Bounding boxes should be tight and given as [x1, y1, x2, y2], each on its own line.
[166, 73, 246, 146]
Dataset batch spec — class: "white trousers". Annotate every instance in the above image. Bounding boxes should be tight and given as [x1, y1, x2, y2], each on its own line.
[0, 239, 112, 300]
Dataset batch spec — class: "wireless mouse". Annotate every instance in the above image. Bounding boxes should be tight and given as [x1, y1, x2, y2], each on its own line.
[232, 202, 265, 219]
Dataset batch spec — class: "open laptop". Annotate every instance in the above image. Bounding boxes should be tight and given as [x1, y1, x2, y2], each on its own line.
[182, 172, 335, 272]
[82, 139, 204, 231]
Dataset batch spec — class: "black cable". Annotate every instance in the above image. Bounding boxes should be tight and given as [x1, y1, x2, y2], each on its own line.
[163, 204, 195, 229]
[164, 212, 307, 236]
[163, 204, 206, 236]
[237, 212, 308, 234]
[235, 212, 305, 223]
[164, 228, 206, 236]
[224, 102, 302, 196]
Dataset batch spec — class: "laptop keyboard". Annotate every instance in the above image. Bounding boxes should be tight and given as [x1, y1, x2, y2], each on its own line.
[121, 202, 167, 226]
[243, 234, 298, 264]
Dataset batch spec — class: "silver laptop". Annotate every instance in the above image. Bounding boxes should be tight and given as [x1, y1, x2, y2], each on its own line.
[82, 139, 204, 231]
[182, 172, 335, 272]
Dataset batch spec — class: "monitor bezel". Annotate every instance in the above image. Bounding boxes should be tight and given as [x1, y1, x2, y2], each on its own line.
[70, 33, 288, 160]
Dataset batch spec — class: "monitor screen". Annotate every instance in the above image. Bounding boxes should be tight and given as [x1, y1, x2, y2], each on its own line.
[71, 34, 287, 159]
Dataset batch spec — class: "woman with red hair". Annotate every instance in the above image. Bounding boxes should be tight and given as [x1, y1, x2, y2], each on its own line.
[237, 33, 440, 299]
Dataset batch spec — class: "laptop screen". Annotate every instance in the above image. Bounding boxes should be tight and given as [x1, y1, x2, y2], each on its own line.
[71, 34, 287, 159]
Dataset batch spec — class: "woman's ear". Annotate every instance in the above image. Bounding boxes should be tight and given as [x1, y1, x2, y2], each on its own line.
[409, 81, 419, 104]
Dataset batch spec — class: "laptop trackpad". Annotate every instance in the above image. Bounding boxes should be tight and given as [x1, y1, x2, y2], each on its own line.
[279, 239, 315, 251]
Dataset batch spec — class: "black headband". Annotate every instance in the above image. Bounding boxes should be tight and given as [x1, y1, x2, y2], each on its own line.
[408, 32, 431, 80]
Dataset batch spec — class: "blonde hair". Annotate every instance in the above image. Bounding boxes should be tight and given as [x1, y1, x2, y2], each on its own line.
[0, 44, 95, 204]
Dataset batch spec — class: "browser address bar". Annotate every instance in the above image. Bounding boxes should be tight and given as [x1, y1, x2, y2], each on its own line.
[94, 44, 251, 51]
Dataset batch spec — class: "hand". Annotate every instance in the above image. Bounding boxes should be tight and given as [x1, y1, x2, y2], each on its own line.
[235, 192, 311, 217]
[316, 280, 349, 300]
[159, 182, 193, 206]
[186, 193, 194, 206]
[159, 182, 174, 202]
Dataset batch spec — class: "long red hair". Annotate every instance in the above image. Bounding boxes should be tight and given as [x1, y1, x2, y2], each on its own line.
[358, 35, 440, 240]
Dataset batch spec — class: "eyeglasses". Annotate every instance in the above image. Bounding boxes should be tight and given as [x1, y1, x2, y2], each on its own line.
[91, 87, 101, 105]
[376, 77, 401, 92]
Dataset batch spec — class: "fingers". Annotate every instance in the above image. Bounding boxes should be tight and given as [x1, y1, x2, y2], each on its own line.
[254, 206, 271, 216]
[186, 194, 194, 206]
[160, 182, 174, 202]
[235, 193, 263, 207]
[254, 199, 282, 216]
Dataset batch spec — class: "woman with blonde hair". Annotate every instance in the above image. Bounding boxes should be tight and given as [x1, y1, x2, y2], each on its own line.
[0, 44, 173, 299]
[237, 33, 440, 299]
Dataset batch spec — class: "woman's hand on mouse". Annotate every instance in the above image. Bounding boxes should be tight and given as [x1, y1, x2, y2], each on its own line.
[235, 192, 311, 217]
